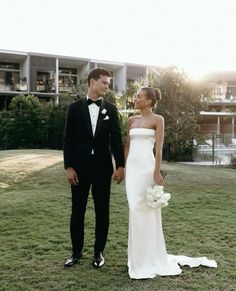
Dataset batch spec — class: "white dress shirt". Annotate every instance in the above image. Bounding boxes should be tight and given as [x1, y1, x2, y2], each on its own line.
[87, 96, 102, 136]
[87, 96, 102, 154]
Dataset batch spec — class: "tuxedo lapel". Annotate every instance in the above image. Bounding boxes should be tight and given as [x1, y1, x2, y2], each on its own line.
[94, 98, 106, 138]
[81, 97, 93, 139]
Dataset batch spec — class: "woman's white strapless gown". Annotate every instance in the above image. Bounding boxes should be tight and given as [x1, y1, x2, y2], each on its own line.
[125, 128, 217, 279]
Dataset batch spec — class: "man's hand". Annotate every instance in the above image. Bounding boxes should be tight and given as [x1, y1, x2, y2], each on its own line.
[66, 167, 79, 185]
[112, 167, 124, 184]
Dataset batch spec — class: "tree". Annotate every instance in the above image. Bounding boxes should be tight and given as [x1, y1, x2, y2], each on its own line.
[6, 95, 49, 148]
[47, 105, 67, 150]
[0, 110, 10, 149]
[76, 79, 88, 99]
[117, 82, 139, 110]
[104, 89, 117, 104]
[147, 66, 212, 161]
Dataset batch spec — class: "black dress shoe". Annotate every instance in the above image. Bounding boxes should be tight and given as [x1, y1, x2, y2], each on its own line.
[92, 252, 105, 268]
[64, 253, 82, 267]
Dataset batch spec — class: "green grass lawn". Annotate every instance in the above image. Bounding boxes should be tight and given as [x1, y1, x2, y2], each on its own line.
[0, 150, 235, 290]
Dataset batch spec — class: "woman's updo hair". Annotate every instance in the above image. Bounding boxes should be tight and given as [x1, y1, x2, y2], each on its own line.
[141, 87, 161, 107]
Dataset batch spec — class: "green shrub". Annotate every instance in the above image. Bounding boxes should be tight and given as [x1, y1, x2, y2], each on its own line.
[47, 105, 68, 149]
[5, 95, 48, 148]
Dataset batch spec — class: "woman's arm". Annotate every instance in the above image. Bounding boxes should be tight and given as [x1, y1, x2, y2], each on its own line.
[154, 115, 165, 185]
[124, 117, 133, 164]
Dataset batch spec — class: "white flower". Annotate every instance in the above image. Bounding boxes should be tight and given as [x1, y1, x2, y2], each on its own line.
[101, 108, 107, 114]
[146, 185, 171, 209]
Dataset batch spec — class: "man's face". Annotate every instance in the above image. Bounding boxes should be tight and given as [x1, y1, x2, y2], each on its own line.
[90, 75, 111, 96]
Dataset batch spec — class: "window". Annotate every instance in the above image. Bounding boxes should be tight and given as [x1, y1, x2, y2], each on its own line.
[59, 67, 77, 93]
[0, 62, 20, 91]
[37, 71, 55, 93]
[0, 62, 19, 70]
[215, 86, 222, 95]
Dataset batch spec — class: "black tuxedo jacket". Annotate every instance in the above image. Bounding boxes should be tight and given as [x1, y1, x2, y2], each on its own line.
[63, 97, 124, 176]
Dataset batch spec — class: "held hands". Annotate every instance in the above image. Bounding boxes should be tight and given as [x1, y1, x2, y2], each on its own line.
[66, 167, 79, 185]
[112, 167, 124, 184]
[66, 167, 124, 185]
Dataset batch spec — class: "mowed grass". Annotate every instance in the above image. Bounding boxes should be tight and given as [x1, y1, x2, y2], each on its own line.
[0, 149, 235, 291]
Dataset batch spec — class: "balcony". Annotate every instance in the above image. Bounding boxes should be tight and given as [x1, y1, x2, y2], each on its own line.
[0, 66, 27, 93]
[58, 74, 77, 94]
[211, 95, 236, 104]
[36, 72, 55, 93]
[0, 82, 28, 92]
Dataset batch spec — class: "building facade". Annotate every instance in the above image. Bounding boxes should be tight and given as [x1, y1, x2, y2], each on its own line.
[1, 49, 236, 152]
[0, 49, 149, 110]
[198, 71, 236, 145]
[194, 71, 236, 163]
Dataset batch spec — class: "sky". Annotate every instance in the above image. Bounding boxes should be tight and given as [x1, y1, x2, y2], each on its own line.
[1, 0, 236, 79]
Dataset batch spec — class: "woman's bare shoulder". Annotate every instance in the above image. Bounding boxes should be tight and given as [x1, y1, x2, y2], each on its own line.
[128, 114, 139, 125]
[153, 113, 164, 122]
[128, 114, 139, 121]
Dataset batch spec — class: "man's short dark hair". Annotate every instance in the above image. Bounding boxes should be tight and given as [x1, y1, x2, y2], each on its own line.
[87, 67, 111, 86]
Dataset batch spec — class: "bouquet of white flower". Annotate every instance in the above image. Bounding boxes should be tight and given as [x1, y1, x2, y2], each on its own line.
[146, 185, 171, 209]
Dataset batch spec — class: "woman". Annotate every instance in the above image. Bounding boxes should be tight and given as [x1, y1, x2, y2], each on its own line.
[124, 87, 217, 279]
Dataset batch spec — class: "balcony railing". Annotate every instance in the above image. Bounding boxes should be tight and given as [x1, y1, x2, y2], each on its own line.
[0, 83, 27, 91]
[211, 95, 236, 103]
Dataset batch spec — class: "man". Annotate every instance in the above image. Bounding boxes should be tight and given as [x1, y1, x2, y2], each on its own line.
[63, 67, 125, 268]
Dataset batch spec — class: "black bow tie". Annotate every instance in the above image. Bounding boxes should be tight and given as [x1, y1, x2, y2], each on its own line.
[87, 98, 102, 106]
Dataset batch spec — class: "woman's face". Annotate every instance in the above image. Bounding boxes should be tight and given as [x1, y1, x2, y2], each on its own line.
[134, 89, 150, 109]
